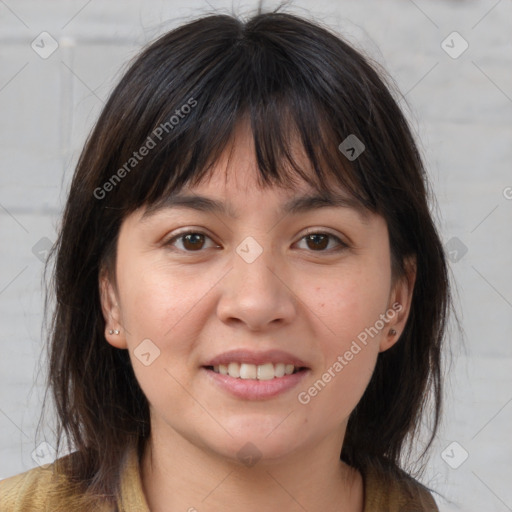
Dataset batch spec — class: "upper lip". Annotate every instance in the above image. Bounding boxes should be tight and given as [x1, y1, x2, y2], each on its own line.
[202, 349, 309, 368]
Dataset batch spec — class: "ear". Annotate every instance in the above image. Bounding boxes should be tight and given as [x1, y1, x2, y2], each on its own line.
[99, 268, 128, 349]
[379, 255, 417, 353]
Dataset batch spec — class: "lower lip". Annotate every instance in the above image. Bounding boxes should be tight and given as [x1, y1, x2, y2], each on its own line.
[202, 367, 309, 400]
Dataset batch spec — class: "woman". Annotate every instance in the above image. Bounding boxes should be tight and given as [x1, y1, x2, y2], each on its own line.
[0, 8, 450, 511]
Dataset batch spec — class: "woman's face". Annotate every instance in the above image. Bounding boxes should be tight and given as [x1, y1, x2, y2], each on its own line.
[100, 125, 414, 465]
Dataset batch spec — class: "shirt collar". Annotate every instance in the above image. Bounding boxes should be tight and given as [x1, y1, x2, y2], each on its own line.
[117, 441, 151, 512]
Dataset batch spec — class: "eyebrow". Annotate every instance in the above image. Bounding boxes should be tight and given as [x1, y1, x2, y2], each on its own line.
[141, 191, 370, 223]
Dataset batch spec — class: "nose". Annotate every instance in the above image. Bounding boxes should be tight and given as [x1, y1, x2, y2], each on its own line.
[216, 238, 297, 331]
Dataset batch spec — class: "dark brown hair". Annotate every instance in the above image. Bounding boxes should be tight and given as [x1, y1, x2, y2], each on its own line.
[42, 6, 451, 503]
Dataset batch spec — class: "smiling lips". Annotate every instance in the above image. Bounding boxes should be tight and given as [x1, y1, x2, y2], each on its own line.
[202, 349, 310, 399]
[211, 362, 298, 380]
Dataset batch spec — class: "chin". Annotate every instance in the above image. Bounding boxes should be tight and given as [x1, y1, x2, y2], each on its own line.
[201, 424, 306, 467]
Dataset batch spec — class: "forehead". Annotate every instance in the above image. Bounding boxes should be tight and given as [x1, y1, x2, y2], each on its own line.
[140, 119, 372, 223]
[141, 164, 371, 225]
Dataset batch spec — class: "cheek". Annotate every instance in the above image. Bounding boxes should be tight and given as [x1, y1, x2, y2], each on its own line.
[298, 282, 382, 425]
[298, 348, 378, 435]
[117, 257, 212, 342]
[315, 261, 391, 349]
[116, 257, 228, 396]
[117, 260, 210, 413]
[299, 260, 391, 419]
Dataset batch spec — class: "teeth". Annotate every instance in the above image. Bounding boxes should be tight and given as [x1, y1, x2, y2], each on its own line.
[240, 363, 257, 379]
[274, 363, 285, 377]
[211, 362, 301, 379]
[257, 363, 275, 380]
[227, 362, 240, 378]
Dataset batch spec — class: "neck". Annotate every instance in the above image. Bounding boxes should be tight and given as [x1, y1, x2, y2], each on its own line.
[140, 422, 363, 512]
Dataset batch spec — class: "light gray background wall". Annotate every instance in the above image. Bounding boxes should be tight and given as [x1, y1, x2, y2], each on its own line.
[1, 1, 511, 511]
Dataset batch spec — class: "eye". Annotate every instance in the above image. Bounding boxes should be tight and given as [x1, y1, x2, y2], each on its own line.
[296, 231, 348, 252]
[165, 230, 219, 252]
[165, 229, 348, 253]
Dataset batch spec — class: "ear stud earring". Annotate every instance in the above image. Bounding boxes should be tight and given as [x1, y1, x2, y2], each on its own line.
[389, 329, 397, 336]
[108, 329, 120, 335]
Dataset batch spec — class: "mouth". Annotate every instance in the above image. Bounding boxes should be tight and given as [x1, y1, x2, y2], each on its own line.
[201, 350, 310, 400]
[204, 362, 307, 380]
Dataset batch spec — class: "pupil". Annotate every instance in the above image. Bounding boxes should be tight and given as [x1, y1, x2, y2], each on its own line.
[182, 234, 328, 251]
[184, 234, 203, 250]
[308, 234, 327, 250]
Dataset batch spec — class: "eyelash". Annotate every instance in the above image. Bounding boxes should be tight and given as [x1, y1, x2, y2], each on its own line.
[164, 229, 348, 254]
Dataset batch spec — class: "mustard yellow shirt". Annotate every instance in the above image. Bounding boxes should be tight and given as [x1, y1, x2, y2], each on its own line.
[0, 444, 439, 511]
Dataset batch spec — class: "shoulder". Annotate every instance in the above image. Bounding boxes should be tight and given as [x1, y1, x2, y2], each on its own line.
[0, 455, 111, 512]
[0, 462, 57, 512]
[362, 460, 439, 512]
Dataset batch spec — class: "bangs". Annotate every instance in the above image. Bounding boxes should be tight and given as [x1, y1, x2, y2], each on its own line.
[95, 14, 382, 216]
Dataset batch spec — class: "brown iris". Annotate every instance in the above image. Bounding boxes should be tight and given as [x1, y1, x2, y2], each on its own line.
[305, 233, 329, 251]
